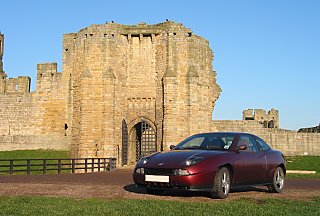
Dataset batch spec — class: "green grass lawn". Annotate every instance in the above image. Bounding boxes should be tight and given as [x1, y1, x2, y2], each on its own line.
[0, 150, 70, 175]
[0, 149, 70, 159]
[286, 156, 320, 179]
[0, 196, 319, 216]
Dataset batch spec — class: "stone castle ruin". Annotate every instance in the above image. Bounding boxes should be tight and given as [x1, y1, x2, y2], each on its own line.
[0, 22, 319, 163]
[243, 108, 279, 129]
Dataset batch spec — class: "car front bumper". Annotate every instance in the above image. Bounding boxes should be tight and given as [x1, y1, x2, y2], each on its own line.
[132, 171, 215, 192]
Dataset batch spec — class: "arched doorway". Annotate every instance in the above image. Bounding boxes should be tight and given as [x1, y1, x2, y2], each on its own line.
[128, 119, 156, 164]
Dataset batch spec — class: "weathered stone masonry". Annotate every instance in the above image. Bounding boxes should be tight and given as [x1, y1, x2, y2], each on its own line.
[65, 21, 220, 164]
[0, 32, 70, 151]
[0, 22, 319, 162]
[211, 109, 320, 155]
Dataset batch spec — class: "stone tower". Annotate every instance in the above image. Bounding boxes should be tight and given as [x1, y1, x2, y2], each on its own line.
[0, 32, 4, 73]
[63, 21, 221, 165]
[0, 32, 7, 92]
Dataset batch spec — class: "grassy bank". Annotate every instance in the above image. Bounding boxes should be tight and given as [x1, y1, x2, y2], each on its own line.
[0, 196, 319, 216]
[0, 150, 70, 175]
[286, 156, 320, 179]
[0, 150, 70, 159]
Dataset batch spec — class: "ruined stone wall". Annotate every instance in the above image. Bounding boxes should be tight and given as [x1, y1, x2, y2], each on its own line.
[0, 33, 4, 73]
[211, 120, 320, 155]
[0, 62, 71, 152]
[243, 108, 279, 128]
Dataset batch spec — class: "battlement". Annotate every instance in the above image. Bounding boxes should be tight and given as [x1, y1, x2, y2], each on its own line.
[36, 62, 62, 92]
[0, 75, 31, 94]
[62, 20, 199, 54]
[243, 108, 279, 128]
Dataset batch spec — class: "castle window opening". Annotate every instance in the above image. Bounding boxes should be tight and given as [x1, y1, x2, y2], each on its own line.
[95, 144, 99, 156]
[90, 34, 93, 37]
[173, 32, 177, 36]
[188, 32, 192, 37]
[65, 49, 68, 51]
[263, 121, 268, 128]
[64, 123, 68, 136]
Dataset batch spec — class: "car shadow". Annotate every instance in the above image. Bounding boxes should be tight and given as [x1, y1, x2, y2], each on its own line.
[124, 184, 269, 198]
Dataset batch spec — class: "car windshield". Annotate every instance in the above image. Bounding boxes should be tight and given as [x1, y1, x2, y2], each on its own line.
[174, 133, 235, 151]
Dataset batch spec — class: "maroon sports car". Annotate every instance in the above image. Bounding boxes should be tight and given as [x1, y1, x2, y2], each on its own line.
[133, 132, 286, 199]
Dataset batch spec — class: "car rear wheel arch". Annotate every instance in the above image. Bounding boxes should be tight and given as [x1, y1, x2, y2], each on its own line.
[267, 166, 285, 193]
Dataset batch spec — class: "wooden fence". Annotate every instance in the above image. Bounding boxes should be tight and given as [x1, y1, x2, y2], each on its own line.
[0, 158, 116, 175]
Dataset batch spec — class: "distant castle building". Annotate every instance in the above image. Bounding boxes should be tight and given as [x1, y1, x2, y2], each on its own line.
[0, 21, 319, 161]
[243, 108, 279, 128]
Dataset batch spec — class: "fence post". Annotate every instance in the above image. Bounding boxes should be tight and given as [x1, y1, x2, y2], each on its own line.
[112, 158, 116, 170]
[58, 159, 61, 174]
[103, 158, 106, 171]
[43, 159, 47, 174]
[85, 158, 87, 173]
[91, 158, 94, 172]
[72, 159, 75, 174]
[27, 160, 31, 175]
[9, 160, 13, 174]
[98, 158, 101, 171]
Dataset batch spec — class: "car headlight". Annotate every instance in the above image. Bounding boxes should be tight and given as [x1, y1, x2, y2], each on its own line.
[135, 167, 144, 174]
[184, 157, 204, 166]
[138, 157, 149, 165]
[174, 169, 190, 176]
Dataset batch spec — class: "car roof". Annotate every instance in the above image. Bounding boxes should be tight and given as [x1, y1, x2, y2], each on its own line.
[193, 132, 256, 136]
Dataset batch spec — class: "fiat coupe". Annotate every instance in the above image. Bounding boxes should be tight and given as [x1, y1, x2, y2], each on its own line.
[132, 132, 286, 199]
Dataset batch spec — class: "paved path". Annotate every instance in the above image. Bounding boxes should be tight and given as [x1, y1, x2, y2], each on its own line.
[0, 168, 319, 201]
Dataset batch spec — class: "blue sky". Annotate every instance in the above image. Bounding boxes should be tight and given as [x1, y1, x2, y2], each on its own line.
[1, 0, 319, 130]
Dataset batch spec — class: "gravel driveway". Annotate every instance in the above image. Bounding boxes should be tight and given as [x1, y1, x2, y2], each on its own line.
[0, 168, 319, 201]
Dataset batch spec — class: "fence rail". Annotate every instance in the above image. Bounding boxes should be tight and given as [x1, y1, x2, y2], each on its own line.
[0, 158, 116, 175]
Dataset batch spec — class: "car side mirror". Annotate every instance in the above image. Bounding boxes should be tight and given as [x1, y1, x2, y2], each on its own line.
[237, 145, 247, 151]
[170, 145, 175, 150]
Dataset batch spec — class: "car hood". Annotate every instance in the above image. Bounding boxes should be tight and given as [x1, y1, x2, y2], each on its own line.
[142, 150, 228, 168]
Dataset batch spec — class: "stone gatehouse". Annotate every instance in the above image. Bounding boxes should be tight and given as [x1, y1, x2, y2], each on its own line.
[66, 21, 221, 165]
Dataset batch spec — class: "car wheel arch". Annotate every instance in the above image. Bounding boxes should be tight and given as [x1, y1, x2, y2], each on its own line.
[279, 163, 286, 176]
[218, 163, 234, 184]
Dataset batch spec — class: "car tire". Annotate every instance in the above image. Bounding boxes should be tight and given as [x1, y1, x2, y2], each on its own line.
[267, 166, 285, 193]
[145, 188, 164, 195]
[212, 167, 231, 199]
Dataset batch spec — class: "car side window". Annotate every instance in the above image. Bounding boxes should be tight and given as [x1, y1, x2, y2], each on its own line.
[203, 135, 235, 150]
[183, 137, 205, 148]
[238, 135, 259, 152]
[255, 137, 271, 152]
